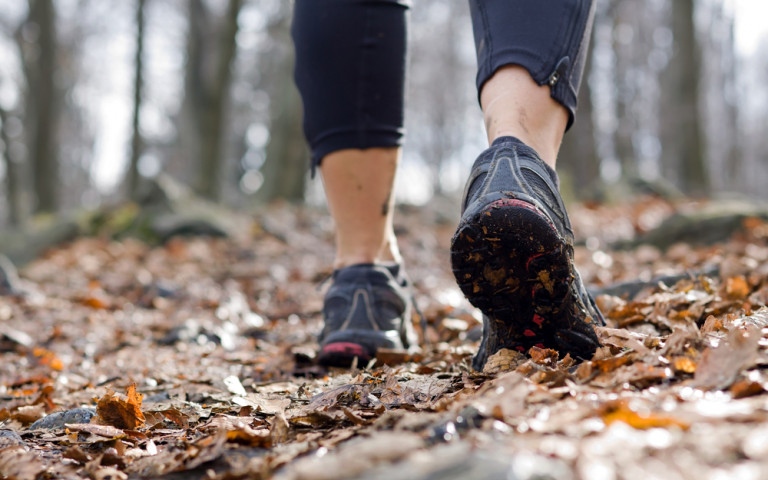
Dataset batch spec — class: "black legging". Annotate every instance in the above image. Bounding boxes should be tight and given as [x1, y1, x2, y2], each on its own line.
[292, 0, 595, 171]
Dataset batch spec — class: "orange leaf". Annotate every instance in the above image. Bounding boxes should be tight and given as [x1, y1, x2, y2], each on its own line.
[528, 346, 559, 365]
[594, 355, 631, 373]
[32, 348, 64, 371]
[82, 295, 109, 309]
[725, 276, 750, 300]
[730, 379, 765, 399]
[600, 399, 689, 430]
[672, 356, 697, 374]
[96, 384, 145, 429]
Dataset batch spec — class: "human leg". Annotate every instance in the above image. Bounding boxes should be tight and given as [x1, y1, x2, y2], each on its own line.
[479, 65, 568, 168]
[320, 148, 401, 269]
[292, 0, 416, 365]
[453, 0, 603, 369]
[292, 0, 409, 270]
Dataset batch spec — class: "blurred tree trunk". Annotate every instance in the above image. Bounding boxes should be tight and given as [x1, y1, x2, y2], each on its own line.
[723, 16, 742, 190]
[611, 1, 638, 181]
[559, 31, 600, 199]
[127, 0, 147, 200]
[256, 7, 306, 203]
[19, 0, 60, 214]
[188, 0, 242, 201]
[0, 107, 22, 226]
[659, 0, 708, 196]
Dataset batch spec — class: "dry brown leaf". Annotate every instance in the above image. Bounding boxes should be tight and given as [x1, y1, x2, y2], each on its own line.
[82, 294, 110, 309]
[600, 399, 689, 430]
[528, 346, 559, 366]
[32, 347, 63, 371]
[270, 410, 290, 444]
[693, 326, 761, 390]
[0, 446, 47, 480]
[11, 404, 45, 425]
[483, 348, 526, 374]
[724, 276, 750, 300]
[96, 384, 145, 429]
[376, 348, 423, 366]
[62, 446, 92, 464]
[66, 423, 126, 440]
[593, 355, 632, 374]
[730, 378, 765, 399]
[671, 356, 697, 373]
[206, 415, 271, 447]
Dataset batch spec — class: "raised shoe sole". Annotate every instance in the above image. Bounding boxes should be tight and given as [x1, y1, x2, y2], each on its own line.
[451, 195, 601, 361]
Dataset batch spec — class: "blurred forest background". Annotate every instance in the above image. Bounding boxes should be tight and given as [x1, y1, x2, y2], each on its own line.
[0, 0, 766, 229]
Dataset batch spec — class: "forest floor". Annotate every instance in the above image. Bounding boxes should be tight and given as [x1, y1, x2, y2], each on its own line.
[2, 195, 768, 480]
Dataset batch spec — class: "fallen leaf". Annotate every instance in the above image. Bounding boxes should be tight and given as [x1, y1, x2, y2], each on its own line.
[82, 294, 110, 309]
[270, 410, 290, 444]
[66, 423, 126, 440]
[724, 276, 750, 300]
[32, 347, 64, 371]
[528, 347, 559, 366]
[483, 348, 526, 374]
[0, 446, 47, 480]
[600, 399, 689, 430]
[11, 404, 45, 425]
[730, 378, 765, 399]
[693, 326, 760, 390]
[96, 384, 145, 429]
[671, 356, 697, 374]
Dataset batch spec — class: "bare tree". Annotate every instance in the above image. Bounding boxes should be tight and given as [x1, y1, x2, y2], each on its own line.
[255, 3, 307, 204]
[659, 0, 708, 196]
[559, 27, 600, 200]
[177, 0, 243, 201]
[0, 107, 23, 225]
[17, 0, 61, 213]
[127, 0, 147, 199]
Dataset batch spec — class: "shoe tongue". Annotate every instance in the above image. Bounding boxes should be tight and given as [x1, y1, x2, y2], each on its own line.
[491, 135, 524, 147]
[480, 137, 560, 188]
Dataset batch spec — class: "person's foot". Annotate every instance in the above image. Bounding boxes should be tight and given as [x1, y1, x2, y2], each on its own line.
[450, 136, 604, 371]
[318, 263, 418, 367]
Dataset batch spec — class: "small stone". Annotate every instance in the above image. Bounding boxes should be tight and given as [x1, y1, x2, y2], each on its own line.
[0, 429, 24, 447]
[29, 408, 96, 430]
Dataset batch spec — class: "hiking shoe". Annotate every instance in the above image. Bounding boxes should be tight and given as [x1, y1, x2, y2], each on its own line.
[450, 136, 604, 370]
[318, 263, 418, 367]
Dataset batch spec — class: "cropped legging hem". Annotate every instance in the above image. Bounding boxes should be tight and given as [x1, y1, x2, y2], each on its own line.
[309, 128, 405, 171]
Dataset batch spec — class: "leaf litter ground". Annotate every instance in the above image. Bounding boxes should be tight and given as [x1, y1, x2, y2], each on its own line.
[2, 196, 768, 479]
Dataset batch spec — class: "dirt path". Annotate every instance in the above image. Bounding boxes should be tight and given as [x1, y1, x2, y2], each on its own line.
[2, 197, 768, 480]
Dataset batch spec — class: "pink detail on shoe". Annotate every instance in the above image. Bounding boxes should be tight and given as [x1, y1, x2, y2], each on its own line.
[534, 343, 545, 349]
[532, 314, 545, 327]
[523, 329, 536, 337]
[516, 346, 526, 352]
[321, 342, 368, 358]
[526, 253, 545, 270]
[490, 198, 539, 212]
[487, 198, 557, 233]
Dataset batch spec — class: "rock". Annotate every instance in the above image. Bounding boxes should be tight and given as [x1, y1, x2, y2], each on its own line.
[590, 265, 720, 300]
[0, 430, 24, 447]
[29, 408, 96, 430]
[346, 442, 521, 480]
[134, 174, 253, 242]
[0, 217, 79, 267]
[615, 199, 768, 250]
[0, 255, 20, 295]
[425, 406, 484, 444]
[157, 319, 202, 345]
